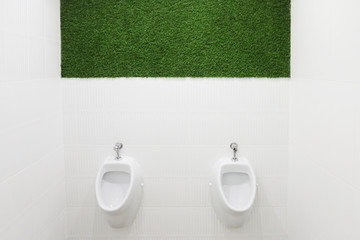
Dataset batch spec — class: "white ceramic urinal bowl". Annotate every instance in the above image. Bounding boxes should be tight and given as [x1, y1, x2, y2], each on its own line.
[96, 156, 143, 228]
[210, 157, 256, 227]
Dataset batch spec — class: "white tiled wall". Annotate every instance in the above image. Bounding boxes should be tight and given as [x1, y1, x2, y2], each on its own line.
[289, 79, 360, 240]
[2, 0, 359, 239]
[4, 0, 360, 239]
[63, 78, 289, 240]
[289, 0, 360, 239]
[0, 0, 66, 239]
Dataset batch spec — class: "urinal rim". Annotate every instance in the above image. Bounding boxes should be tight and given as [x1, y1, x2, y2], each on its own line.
[216, 158, 257, 213]
[96, 156, 134, 213]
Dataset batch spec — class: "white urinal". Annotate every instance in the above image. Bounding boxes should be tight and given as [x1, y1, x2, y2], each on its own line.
[95, 143, 143, 228]
[210, 143, 256, 227]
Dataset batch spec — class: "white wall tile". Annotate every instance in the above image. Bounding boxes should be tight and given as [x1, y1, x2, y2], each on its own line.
[93, 206, 140, 238]
[45, 39, 61, 77]
[143, 178, 210, 207]
[354, 100, 360, 190]
[67, 207, 96, 238]
[0, 0, 64, 239]
[35, 210, 67, 240]
[63, 112, 288, 146]
[0, 115, 63, 182]
[0, 80, 61, 130]
[103, 112, 189, 145]
[137, 207, 214, 237]
[26, 0, 44, 37]
[66, 178, 96, 207]
[0, 0, 27, 35]
[64, 146, 109, 178]
[65, 78, 289, 113]
[63, 79, 289, 239]
[63, 80, 105, 112]
[291, 3, 360, 236]
[292, 0, 360, 82]
[257, 177, 287, 207]
[0, 181, 66, 240]
[27, 37, 46, 78]
[68, 238, 94, 240]
[0, 147, 64, 230]
[186, 112, 288, 145]
[214, 206, 260, 236]
[0, 33, 28, 80]
[44, 0, 60, 41]
[259, 207, 287, 235]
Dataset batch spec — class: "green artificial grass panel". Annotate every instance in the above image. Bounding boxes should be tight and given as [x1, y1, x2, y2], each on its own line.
[61, 0, 290, 78]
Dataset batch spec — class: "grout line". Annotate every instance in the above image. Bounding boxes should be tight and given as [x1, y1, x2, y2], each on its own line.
[310, 161, 360, 192]
[0, 179, 66, 234]
[0, 111, 62, 135]
[0, 145, 63, 185]
[62, 144, 288, 147]
[30, 207, 67, 239]
[63, 110, 289, 114]
[0, 78, 61, 85]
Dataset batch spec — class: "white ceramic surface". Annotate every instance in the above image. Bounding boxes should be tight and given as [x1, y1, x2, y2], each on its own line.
[95, 156, 143, 227]
[210, 157, 256, 227]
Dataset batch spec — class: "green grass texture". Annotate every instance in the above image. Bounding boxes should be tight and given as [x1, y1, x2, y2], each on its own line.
[61, 0, 290, 78]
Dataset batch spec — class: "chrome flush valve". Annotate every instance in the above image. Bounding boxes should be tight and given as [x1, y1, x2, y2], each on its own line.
[113, 142, 123, 160]
[230, 142, 238, 161]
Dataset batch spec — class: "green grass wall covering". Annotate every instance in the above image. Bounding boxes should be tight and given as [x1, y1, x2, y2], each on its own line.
[61, 0, 290, 78]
